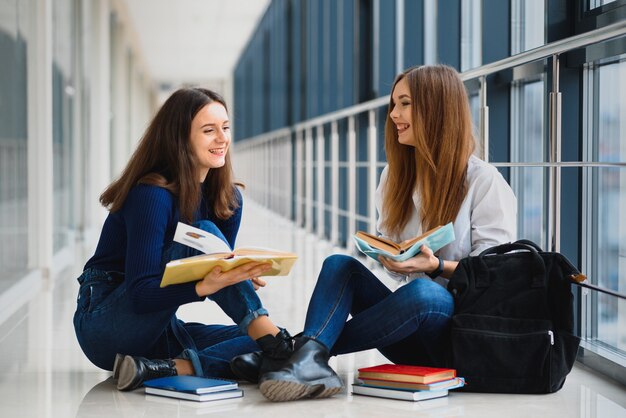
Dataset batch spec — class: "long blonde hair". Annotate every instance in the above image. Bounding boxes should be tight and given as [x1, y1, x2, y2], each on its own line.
[381, 65, 475, 236]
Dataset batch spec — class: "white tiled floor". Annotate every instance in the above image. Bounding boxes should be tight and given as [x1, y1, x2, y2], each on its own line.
[1, 198, 625, 417]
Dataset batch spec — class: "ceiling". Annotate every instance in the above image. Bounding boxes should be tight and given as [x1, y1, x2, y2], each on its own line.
[124, 0, 270, 88]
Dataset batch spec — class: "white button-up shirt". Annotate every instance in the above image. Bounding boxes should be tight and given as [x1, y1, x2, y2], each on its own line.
[375, 155, 518, 286]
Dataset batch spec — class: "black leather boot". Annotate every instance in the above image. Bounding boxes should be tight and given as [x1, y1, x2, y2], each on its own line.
[230, 329, 294, 384]
[259, 337, 343, 402]
[116, 355, 177, 391]
[112, 353, 124, 379]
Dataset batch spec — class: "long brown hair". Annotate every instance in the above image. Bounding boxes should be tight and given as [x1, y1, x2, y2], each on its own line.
[381, 65, 475, 236]
[100, 88, 240, 222]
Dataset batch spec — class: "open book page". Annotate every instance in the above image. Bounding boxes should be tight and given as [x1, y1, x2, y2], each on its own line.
[161, 223, 298, 287]
[173, 222, 232, 254]
[353, 222, 455, 263]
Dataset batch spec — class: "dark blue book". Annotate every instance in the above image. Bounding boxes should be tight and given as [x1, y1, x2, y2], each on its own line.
[144, 376, 238, 394]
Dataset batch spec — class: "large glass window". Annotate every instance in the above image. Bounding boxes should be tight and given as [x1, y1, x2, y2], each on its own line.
[0, 0, 31, 291]
[589, 0, 618, 9]
[585, 58, 626, 357]
[511, 0, 545, 54]
[511, 79, 546, 248]
[510, 1, 547, 249]
[460, 0, 481, 71]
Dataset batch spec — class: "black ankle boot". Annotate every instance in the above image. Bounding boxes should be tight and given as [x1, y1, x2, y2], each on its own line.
[230, 329, 294, 384]
[259, 337, 343, 402]
[116, 355, 177, 391]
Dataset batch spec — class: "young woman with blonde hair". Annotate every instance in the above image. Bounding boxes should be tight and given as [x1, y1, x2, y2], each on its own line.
[231, 65, 517, 402]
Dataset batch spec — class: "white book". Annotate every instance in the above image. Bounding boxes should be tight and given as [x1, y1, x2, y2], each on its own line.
[145, 387, 243, 402]
[351, 384, 449, 401]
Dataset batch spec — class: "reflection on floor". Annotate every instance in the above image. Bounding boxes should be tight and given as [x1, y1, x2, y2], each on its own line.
[0, 198, 624, 418]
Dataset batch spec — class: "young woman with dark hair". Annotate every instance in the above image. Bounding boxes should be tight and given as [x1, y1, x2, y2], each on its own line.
[73, 88, 293, 391]
[231, 65, 517, 402]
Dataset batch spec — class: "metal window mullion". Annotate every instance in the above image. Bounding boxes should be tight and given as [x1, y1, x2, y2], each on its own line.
[316, 125, 325, 238]
[480, 75, 489, 161]
[305, 127, 314, 232]
[548, 54, 562, 253]
[331, 121, 339, 245]
[395, 0, 404, 73]
[347, 116, 357, 252]
[264, 141, 270, 209]
[367, 110, 378, 234]
[286, 134, 293, 220]
[295, 130, 304, 227]
[580, 64, 594, 342]
[266, 138, 279, 212]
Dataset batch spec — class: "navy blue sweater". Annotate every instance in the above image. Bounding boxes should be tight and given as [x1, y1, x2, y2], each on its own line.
[84, 184, 242, 314]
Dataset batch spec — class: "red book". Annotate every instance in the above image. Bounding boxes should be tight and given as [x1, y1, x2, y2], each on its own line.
[357, 364, 456, 384]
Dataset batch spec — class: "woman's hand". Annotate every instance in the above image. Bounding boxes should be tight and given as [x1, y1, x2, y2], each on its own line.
[195, 262, 272, 297]
[250, 277, 267, 291]
[379, 244, 439, 275]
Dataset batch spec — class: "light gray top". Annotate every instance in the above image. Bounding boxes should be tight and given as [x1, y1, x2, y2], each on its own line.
[375, 155, 517, 285]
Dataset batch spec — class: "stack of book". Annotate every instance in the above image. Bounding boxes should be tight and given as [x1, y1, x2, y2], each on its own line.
[353, 364, 464, 401]
[143, 376, 243, 402]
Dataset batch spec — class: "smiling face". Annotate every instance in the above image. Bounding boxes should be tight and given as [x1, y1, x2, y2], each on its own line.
[189, 102, 231, 181]
[389, 77, 415, 146]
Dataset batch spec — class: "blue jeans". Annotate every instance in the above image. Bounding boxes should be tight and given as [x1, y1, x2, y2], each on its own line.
[302, 255, 454, 367]
[73, 220, 266, 378]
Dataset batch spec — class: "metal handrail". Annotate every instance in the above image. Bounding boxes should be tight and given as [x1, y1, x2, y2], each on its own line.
[235, 19, 626, 146]
[233, 17, 626, 253]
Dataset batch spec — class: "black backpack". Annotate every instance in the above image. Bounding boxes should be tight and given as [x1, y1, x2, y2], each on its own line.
[446, 240, 582, 393]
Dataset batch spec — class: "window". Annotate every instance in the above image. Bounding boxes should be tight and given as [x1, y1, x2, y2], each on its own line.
[511, 79, 547, 249]
[0, 0, 32, 291]
[510, 1, 547, 249]
[584, 58, 626, 359]
[589, 0, 618, 9]
[460, 0, 481, 71]
[511, 0, 545, 54]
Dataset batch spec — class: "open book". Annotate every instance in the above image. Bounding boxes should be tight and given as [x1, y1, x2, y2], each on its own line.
[160, 222, 298, 287]
[353, 222, 455, 262]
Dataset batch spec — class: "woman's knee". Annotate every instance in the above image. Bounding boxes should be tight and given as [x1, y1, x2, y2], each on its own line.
[322, 254, 363, 272]
[396, 279, 454, 314]
[319, 255, 364, 282]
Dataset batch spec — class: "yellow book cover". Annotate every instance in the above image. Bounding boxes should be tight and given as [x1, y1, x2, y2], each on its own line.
[160, 223, 298, 288]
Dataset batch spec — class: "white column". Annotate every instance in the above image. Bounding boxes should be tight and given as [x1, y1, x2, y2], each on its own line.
[87, 0, 112, 236]
[111, 21, 130, 178]
[27, 0, 53, 274]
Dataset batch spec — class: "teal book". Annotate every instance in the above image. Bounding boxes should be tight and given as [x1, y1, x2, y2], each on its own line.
[353, 223, 455, 263]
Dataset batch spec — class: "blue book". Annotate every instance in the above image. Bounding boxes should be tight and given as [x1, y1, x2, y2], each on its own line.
[143, 376, 238, 394]
[354, 223, 455, 263]
[144, 376, 242, 402]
